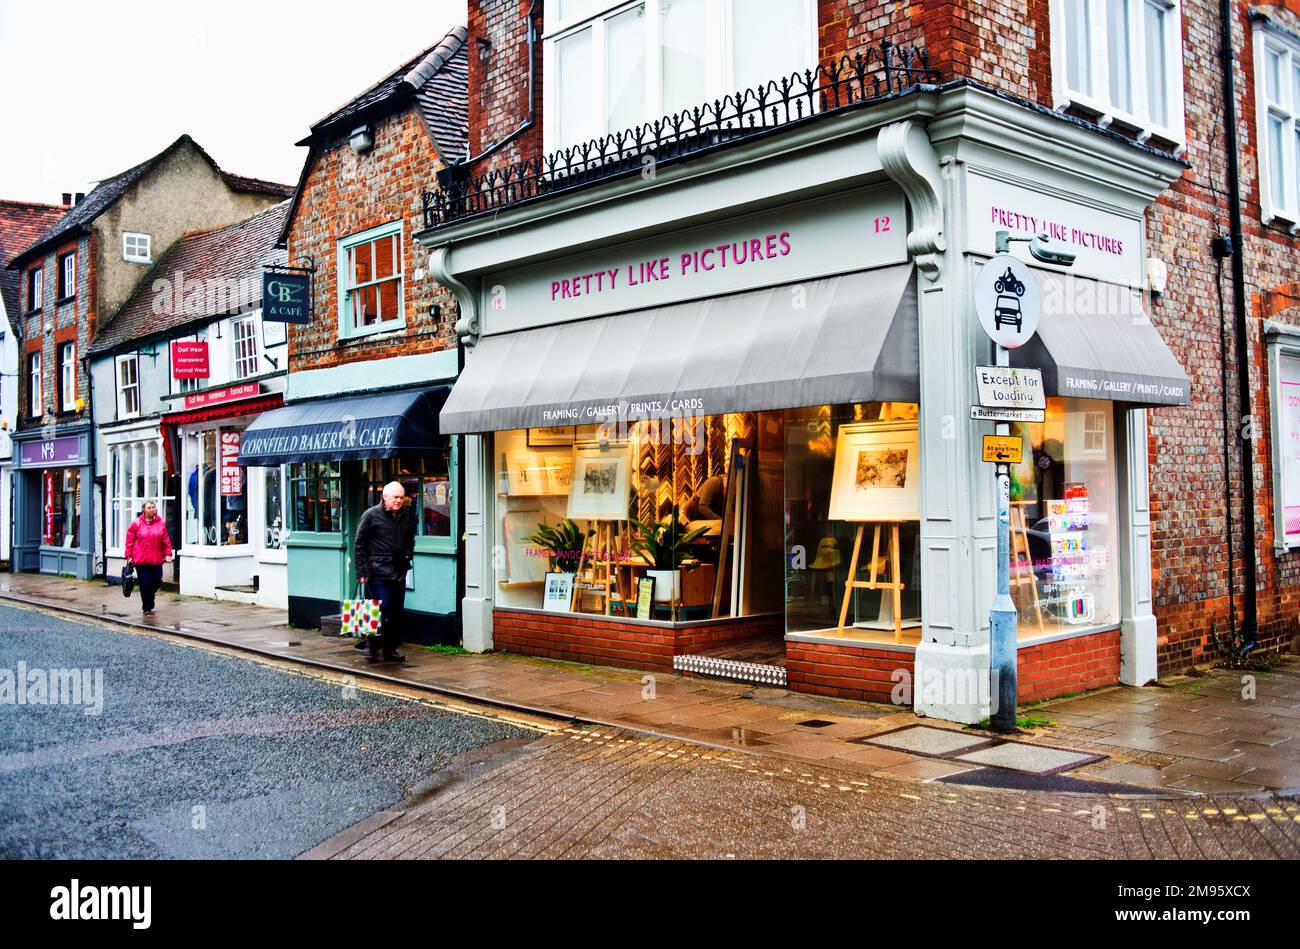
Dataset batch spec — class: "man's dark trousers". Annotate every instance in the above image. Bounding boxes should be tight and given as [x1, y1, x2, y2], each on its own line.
[367, 577, 406, 651]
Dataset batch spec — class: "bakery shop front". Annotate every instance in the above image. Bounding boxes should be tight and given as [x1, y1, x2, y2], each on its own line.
[418, 81, 1191, 723]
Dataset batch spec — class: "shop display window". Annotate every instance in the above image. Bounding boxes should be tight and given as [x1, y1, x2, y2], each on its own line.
[783, 402, 922, 641]
[42, 468, 80, 548]
[183, 427, 249, 546]
[108, 439, 170, 551]
[492, 414, 784, 620]
[289, 462, 343, 534]
[1006, 397, 1121, 634]
[264, 466, 287, 549]
[362, 454, 453, 538]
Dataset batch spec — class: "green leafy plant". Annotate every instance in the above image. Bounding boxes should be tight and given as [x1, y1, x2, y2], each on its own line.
[628, 512, 711, 569]
[526, 518, 594, 573]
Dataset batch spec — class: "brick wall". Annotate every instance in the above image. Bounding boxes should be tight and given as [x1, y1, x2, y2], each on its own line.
[466, 0, 544, 176]
[18, 233, 94, 429]
[286, 107, 460, 373]
[1018, 630, 1121, 704]
[786, 639, 914, 703]
[493, 608, 677, 671]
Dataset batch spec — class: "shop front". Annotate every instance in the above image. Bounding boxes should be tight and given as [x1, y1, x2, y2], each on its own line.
[10, 425, 95, 579]
[161, 383, 286, 607]
[420, 83, 1191, 721]
[238, 384, 459, 643]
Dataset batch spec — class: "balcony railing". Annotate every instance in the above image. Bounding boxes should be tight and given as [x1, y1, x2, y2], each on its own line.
[422, 40, 939, 229]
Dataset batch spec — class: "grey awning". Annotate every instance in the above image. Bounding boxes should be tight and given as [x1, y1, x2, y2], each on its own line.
[1010, 270, 1190, 407]
[440, 264, 918, 433]
[238, 387, 449, 466]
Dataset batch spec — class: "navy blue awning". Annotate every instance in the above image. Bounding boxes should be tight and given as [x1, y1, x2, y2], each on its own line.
[238, 387, 450, 466]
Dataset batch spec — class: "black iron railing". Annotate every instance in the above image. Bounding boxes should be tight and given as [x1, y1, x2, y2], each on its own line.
[422, 40, 939, 229]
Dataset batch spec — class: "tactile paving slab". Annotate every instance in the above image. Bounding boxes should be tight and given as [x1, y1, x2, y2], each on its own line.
[859, 725, 996, 756]
[952, 742, 1106, 776]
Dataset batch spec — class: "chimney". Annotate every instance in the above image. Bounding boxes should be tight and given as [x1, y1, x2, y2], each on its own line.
[62, 192, 72, 206]
[74, 192, 85, 205]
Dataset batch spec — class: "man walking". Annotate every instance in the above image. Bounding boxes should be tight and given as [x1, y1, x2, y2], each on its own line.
[353, 481, 414, 663]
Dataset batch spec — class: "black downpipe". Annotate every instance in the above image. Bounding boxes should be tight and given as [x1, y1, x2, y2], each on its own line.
[81, 352, 104, 579]
[1218, 0, 1259, 648]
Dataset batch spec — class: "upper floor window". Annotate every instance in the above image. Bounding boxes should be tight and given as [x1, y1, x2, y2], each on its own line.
[338, 222, 403, 336]
[1052, 0, 1185, 146]
[27, 352, 42, 417]
[26, 266, 42, 313]
[56, 252, 76, 301]
[58, 342, 76, 412]
[123, 232, 151, 263]
[116, 354, 140, 419]
[1255, 23, 1300, 228]
[543, 0, 817, 155]
[232, 316, 259, 378]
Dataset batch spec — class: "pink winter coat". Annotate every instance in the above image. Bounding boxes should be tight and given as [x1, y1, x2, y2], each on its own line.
[125, 514, 174, 566]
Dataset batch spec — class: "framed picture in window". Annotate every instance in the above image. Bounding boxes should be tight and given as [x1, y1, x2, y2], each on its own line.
[567, 444, 631, 520]
[527, 425, 576, 448]
[828, 421, 920, 522]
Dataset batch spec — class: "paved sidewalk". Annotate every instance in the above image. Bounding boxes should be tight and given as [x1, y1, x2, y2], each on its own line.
[4, 573, 1298, 793]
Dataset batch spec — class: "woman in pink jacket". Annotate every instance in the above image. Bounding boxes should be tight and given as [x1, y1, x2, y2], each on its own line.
[124, 501, 174, 615]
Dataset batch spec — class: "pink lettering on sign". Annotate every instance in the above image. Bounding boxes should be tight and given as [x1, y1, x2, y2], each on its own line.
[989, 206, 1125, 257]
[219, 431, 242, 496]
[546, 231, 794, 304]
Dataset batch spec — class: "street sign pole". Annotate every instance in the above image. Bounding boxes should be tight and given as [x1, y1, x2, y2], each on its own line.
[990, 338, 1018, 732]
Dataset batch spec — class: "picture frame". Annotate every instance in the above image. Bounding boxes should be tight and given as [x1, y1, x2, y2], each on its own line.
[542, 572, 575, 612]
[635, 577, 656, 620]
[567, 443, 631, 520]
[527, 426, 576, 448]
[828, 420, 921, 522]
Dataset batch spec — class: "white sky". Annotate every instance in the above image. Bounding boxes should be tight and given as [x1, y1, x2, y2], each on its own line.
[0, 0, 467, 204]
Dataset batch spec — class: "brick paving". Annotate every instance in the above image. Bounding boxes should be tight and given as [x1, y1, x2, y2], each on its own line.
[322, 725, 1300, 860]
[5, 573, 1298, 795]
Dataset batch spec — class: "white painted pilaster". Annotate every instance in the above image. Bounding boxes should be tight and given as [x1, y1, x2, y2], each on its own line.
[1118, 407, 1158, 685]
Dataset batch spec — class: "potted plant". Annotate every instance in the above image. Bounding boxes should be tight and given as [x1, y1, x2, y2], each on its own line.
[526, 518, 593, 575]
[629, 511, 711, 603]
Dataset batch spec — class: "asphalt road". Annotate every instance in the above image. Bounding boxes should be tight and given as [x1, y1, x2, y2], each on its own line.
[0, 603, 539, 859]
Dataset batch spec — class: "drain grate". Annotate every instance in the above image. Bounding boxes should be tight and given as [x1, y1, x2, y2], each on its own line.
[673, 653, 787, 687]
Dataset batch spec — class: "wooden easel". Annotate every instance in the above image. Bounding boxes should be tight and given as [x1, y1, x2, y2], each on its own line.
[1009, 502, 1045, 635]
[836, 521, 906, 642]
[572, 521, 626, 615]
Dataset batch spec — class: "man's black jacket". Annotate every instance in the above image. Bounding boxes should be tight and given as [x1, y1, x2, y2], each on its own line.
[354, 502, 415, 581]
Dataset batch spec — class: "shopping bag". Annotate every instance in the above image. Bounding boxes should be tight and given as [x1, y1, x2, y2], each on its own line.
[121, 561, 136, 598]
[341, 585, 382, 637]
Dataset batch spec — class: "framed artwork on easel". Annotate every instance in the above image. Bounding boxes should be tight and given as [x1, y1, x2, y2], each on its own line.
[827, 421, 921, 522]
[567, 443, 631, 520]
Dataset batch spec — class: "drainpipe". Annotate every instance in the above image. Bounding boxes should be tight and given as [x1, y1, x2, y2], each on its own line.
[1218, 0, 1258, 651]
[81, 351, 103, 579]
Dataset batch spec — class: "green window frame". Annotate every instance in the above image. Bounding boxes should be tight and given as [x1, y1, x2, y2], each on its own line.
[360, 452, 456, 551]
[336, 220, 404, 339]
[289, 461, 343, 534]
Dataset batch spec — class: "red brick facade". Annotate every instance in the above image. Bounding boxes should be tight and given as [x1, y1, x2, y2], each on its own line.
[787, 639, 914, 703]
[1017, 630, 1122, 704]
[463, 0, 1300, 697]
[286, 108, 460, 372]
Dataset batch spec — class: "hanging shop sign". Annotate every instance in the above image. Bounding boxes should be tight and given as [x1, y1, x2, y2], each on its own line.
[182, 382, 261, 411]
[966, 172, 1144, 287]
[262, 270, 311, 324]
[981, 434, 1024, 464]
[171, 341, 210, 379]
[975, 365, 1045, 410]
[219, 431, 243, 496]
[480, 185, 908, 335]
[975, 254, 1041, 349]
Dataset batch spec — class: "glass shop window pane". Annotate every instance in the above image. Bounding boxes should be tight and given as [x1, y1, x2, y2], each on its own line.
[1065, 0, 1091, 94]
[556, 27, 598, 150]
[1143, 0, 1167, 125]
[1107, 0, 1131, 112]
[605, 3, 646, 134]
[661, 0, 706, 117]
[732, 0, 809, 93]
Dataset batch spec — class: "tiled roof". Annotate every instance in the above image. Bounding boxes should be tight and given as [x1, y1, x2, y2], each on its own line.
[279, 26, 469, 247]
[7, 135, 293, 270]
[0, 199, 69, 320]
[304, 25, 468, 158]
[89, 201, 289, 354]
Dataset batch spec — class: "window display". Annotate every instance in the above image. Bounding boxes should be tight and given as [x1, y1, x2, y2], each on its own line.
[493, 414, 782, 620]
[289, 462, 342, 533]
[43, 468, 80, 548]
[362, 454, 452, 537]
[184, 427, 248, 546]
[1007, 397, 1120, 634]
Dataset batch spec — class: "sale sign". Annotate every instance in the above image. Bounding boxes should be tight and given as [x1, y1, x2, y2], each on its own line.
[219, 431, 243, 496]
[171, 341, 210, 379]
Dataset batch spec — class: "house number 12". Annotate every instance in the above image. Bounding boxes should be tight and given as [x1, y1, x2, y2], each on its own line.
[873, 216, 891, 233]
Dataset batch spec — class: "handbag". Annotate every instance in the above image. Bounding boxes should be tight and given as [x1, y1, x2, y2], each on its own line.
[340, 583, 383, 638]
[121, 560, 135, 598]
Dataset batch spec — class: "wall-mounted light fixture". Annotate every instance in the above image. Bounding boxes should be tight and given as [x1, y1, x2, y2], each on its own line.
[1146, 257, 1169, 300]
[349, 125, 374, 154]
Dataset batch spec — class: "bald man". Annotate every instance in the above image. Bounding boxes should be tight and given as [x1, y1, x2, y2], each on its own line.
[353, 480, 415, 662]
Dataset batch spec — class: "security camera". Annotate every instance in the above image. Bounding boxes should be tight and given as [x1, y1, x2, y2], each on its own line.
[1028, 233, 1078, 266]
